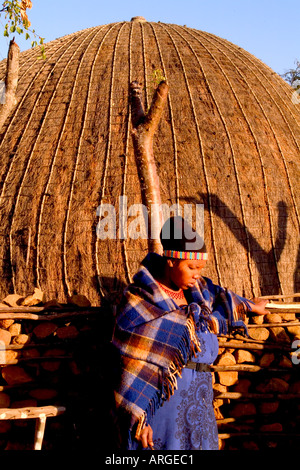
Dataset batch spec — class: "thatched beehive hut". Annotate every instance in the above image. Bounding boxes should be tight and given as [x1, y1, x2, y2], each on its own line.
[0, 16, 299, 306]
[0, 17, 299, 452]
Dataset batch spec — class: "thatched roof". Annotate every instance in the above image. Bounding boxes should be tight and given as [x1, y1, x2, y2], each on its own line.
[0, 17, 299, 305]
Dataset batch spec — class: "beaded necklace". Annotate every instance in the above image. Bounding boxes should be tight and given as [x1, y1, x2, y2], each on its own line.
[158, 282, 186, 301]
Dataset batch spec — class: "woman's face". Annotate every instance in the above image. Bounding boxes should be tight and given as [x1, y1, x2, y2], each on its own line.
[168, 259, 207, 290]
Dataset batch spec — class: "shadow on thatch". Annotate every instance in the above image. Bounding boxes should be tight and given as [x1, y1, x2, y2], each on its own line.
[182, 193, 296, 296]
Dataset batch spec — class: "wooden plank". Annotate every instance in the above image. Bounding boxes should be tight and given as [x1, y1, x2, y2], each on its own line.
[265, 302, 300, 312]
[214, 392, 300, 400]
[0, 405, 66, 420]
[0, 308, 100, 320]
[247, 321, 300, 328]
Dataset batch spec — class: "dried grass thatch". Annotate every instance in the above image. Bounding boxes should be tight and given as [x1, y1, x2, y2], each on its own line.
[0, 17, 299, 305]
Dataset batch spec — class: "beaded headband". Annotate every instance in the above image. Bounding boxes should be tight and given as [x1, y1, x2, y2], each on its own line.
[163, 250, 208, 260]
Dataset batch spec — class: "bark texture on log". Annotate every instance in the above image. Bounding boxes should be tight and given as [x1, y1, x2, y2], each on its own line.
[130, 80, 169, 254]
[0, 39, 19, 130]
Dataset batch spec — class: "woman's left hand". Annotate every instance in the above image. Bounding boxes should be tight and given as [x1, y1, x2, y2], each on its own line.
[250, 298, 269, 315]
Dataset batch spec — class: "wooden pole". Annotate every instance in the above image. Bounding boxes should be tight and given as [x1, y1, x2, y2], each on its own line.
[0, 38, 19, 130]
[34, 415, 47, 450]
[130, 80, 169, 254]
[260, 293, 300, 300]
[219, 340, 291, 351]
[0, 355, 72, 365]
[218, 432, 300, 439]
[214, 392, 300, 400]
[265, 302, 300, 312]
[0, 307, 100, 321]
[211, 364, 295, 373]
[247, 321, 300, 328]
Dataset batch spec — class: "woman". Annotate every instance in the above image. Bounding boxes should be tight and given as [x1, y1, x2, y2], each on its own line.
[112, 216, 268, 450]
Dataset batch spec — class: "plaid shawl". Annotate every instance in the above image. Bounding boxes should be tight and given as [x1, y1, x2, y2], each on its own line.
[112, 253, 252, 438]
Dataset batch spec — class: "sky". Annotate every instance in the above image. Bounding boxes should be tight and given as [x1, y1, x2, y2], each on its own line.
[0, 0, 298, 77]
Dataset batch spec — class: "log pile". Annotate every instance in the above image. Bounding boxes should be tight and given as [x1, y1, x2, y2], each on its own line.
[213, 297, 300, 450]
[0, 288, 114, 450]
[1, 286, 300, 451]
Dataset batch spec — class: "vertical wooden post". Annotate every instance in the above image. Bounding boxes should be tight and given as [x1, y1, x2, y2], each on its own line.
[34, 415, 47, 450]
[0, 38, 20, 130]
[130, 80, 169, 253]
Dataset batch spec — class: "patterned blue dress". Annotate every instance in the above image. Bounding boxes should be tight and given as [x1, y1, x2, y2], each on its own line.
[126, 315, 220, 450]
[150, 326, 219, 450]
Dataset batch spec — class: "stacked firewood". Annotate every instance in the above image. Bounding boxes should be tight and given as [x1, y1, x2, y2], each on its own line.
[0, 288, 113, 450]
[1, 287, 299, 450]
[213, 297, 300, 450]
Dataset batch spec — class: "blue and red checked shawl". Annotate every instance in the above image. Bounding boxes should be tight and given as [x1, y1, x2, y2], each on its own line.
[112, 253, 252, 438]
